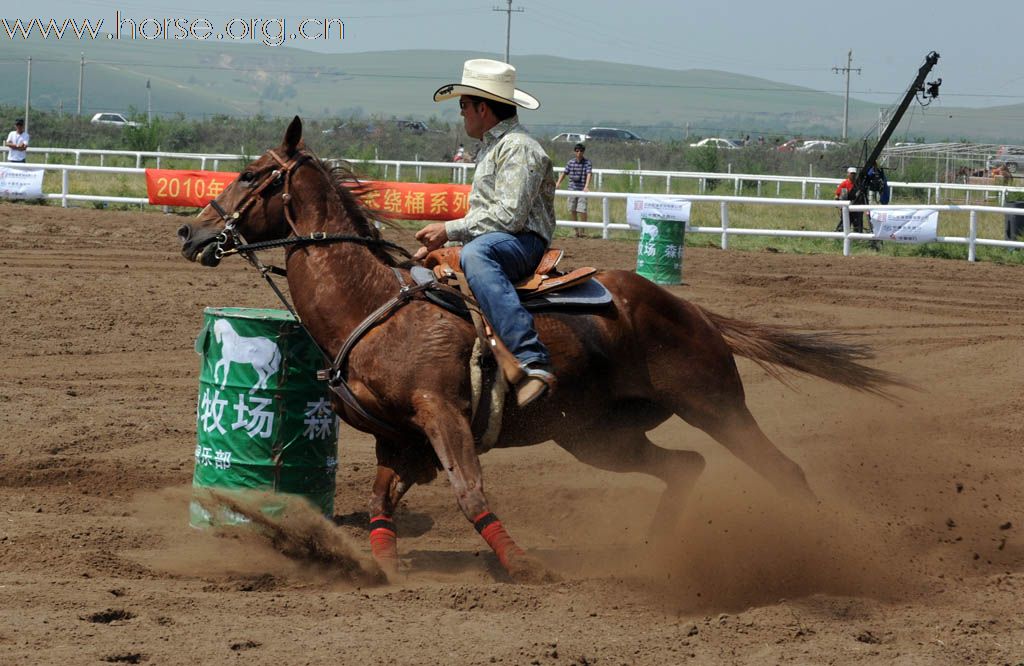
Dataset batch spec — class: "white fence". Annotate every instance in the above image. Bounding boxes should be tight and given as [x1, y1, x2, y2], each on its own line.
[4, 154, 1023, 261]
[27, 146, 1024, 206]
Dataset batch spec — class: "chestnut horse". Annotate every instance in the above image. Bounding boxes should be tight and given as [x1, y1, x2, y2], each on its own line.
[178, 117, 899, 581]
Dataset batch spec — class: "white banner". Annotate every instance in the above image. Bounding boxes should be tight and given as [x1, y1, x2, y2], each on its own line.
[870, 209, 939, 243]
[626, 196, 692, 229]
[0, 165, 44, 199]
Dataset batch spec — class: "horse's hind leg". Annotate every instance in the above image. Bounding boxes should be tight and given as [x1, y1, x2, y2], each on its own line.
[651, 324, 815, 501]
[684, 401, 814, 502]
[554, 424, 706, 531]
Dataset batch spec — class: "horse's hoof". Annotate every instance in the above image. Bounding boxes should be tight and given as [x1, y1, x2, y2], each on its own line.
[506, 554, 559, 584]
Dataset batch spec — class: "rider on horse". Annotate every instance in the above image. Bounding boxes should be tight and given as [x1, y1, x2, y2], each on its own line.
[412, 59, 557, 408]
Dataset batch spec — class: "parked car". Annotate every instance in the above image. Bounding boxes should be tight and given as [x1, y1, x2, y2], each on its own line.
[321, 122, 381, 137]
[585, 127, 648, 143]
[395, 120, 430, 134]
[551, 132, 588, 143]
[90, 112, 141, 128]
[776, 138, 806, 152]
[689, 137, 740, 150]
[795, 140, 845, 152]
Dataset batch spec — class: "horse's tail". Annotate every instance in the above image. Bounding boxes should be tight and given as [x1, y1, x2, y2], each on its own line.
[699, 307, 911, 396]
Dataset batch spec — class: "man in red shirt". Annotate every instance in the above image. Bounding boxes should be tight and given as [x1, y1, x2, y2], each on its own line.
[834, 166, 864, 233]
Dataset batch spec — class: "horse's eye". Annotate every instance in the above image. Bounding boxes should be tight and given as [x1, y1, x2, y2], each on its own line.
[240, 172, 255, 183]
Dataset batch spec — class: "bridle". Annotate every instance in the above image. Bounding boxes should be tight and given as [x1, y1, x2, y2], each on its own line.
[206, 147, 310, 262]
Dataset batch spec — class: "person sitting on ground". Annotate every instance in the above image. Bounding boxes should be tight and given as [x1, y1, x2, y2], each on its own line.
[554, 142, 592, 237]
[413, 58, 557, 408]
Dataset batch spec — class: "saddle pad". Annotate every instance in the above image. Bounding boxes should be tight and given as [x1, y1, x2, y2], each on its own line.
[409, 265, 612, 315]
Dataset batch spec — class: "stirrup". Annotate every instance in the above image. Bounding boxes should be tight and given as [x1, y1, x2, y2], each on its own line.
[515, 365, 555, 408]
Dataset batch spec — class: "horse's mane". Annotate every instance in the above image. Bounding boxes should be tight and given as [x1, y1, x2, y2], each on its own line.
[308, 153, 407, 267]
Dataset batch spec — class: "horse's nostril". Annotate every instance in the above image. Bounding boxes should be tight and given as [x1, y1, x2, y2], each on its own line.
[177, 224, 192, 244]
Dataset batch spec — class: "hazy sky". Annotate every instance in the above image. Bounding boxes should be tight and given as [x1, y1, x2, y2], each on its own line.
[13, 0, 1024, 108]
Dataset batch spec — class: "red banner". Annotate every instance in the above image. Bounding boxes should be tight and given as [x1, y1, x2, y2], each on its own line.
[145, 169, 237, 207]
[144, 169, 470, 221]
[362, 180, 470, 221]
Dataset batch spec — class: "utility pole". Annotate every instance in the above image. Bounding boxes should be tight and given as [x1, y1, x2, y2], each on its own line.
[24, 57, 32, 132]
[492, 0, 523, 64]
[77, 53, 84, 116]
[146, 79, 152, 123]
[833, 49, 861, 141]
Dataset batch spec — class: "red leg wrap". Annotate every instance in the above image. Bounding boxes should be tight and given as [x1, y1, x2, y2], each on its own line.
[368, 514, 398, 566]
[475, 512, 525, 569]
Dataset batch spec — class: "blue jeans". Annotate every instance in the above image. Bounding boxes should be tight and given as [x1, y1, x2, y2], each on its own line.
[460, 231, 550, 367]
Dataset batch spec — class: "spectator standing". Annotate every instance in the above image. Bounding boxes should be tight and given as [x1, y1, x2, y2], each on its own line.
[554, 142, 592, 237]
[834, 166, 864, 233]
[5, 118, 29, 163]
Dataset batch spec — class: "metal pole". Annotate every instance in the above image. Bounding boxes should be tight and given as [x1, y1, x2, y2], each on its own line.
[842, 51, 851, 140]
[146, 79, 152, 123]
[78, 53, 84, 116]
[25, 57, 32, 132]
[504, 0, 511, 63]
[492, 0, 523, 64]
[833, 50, 861, 142]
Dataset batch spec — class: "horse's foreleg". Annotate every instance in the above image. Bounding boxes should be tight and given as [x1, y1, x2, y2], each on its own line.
[367, 437, 424, 576]
[412, 398, 530, 577]
[368, 464, 405, 575]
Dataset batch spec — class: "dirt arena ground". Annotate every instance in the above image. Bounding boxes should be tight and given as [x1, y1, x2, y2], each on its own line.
[0, 201, 1021, 665]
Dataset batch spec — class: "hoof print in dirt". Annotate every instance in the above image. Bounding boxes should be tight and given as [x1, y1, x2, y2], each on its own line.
[83, 609, 135, 624]
[230, 640, 262, 652]
[855, 630, 882, 644]
[102, 654, 145, 664]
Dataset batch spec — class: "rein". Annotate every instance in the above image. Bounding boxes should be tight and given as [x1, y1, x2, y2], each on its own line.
[218, 232, 413, 264]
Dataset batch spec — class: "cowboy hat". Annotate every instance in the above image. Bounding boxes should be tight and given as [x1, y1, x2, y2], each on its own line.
[433, 59, 539, 110]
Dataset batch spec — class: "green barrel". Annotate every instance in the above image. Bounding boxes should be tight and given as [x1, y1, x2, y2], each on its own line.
[636, 216, 686, 285]
[189, 307, 338, 527]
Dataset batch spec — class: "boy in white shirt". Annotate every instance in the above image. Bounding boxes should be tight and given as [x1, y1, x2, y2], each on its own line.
[5, 118, 29, 163]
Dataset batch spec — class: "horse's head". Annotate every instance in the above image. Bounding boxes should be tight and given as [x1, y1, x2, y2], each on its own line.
[213, 318, 229, 342]
[178, 116, 308, 266]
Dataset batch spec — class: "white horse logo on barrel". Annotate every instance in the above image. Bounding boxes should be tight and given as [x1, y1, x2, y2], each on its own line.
[212, 319, 282, 393]
[641, 220, 660, 239]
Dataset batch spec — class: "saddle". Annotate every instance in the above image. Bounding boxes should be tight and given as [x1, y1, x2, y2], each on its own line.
[410, 245, 612, 429]
[422, 246, 597, 297]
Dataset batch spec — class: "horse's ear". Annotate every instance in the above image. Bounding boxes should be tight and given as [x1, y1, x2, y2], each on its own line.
[284, 116, 302, 155]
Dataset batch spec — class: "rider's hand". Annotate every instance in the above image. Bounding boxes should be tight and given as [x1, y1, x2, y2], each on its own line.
[414, 222, 448, 261]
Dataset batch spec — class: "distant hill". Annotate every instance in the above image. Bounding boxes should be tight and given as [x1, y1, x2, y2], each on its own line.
[1, 39, 1020, 143]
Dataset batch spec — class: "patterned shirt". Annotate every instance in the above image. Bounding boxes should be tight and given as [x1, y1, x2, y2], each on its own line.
[445, 117, 556, 245]
[563, 157, 592, 191]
